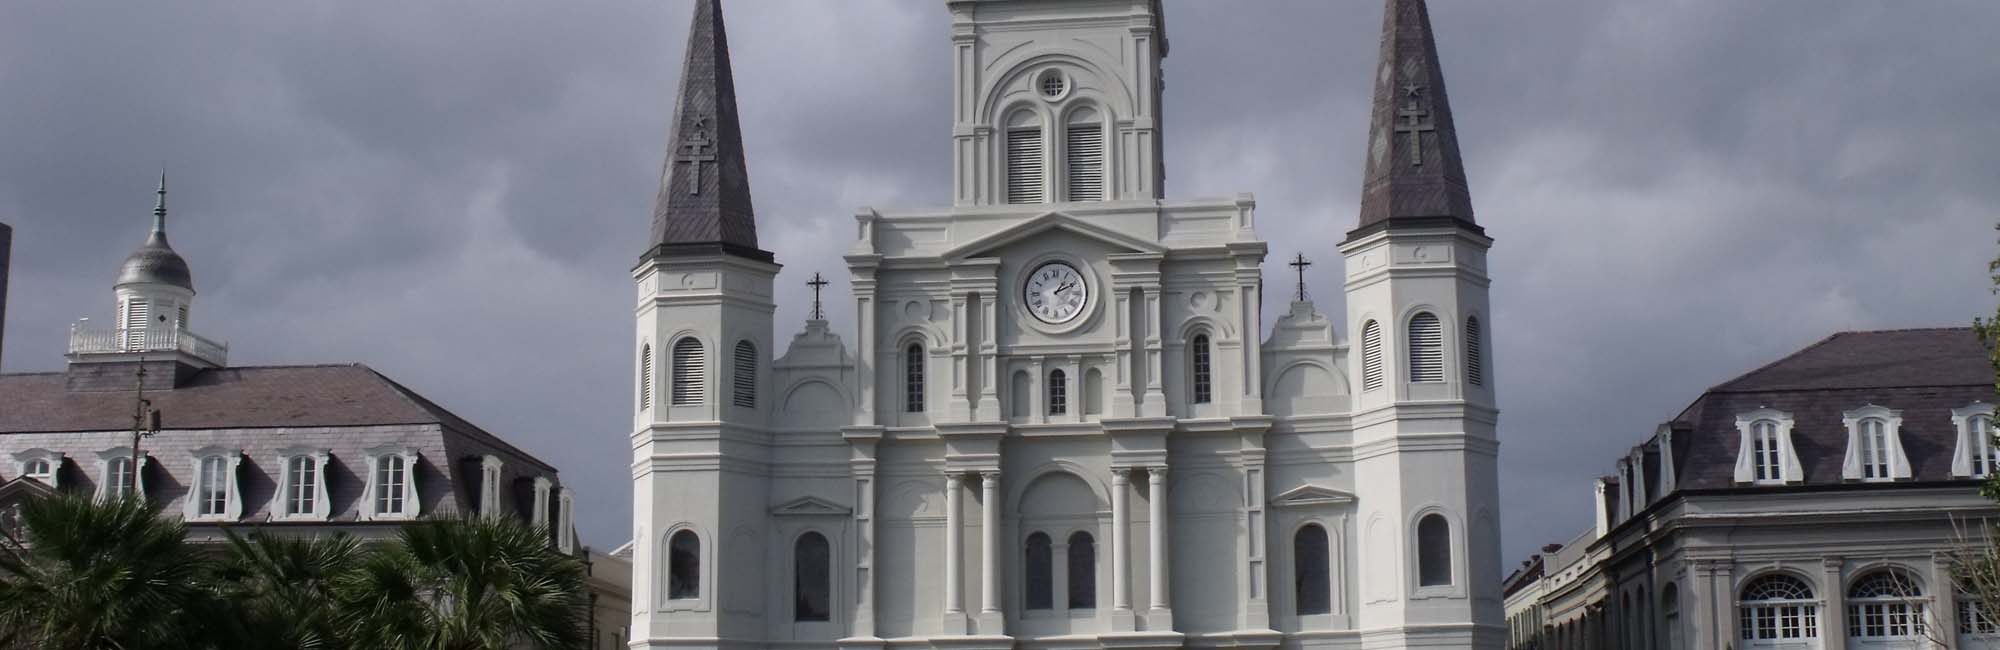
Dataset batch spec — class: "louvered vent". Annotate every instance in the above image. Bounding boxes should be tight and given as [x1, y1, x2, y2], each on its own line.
[1408, 313, 1444, 383]
[1465, 316, 1483, 386]
[124, 298, 150, 348]
[1361, 321, 1384, 391]
[1007, 128, 1045, 204]
[1066, 124, 1103, 201]
[733, 341, 757, 408]
[639, 345, 653, 410]
[671, 338, 705, 406]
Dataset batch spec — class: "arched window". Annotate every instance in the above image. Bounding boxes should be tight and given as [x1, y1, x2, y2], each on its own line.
[1066, 107, 1104, 201]
[285, 456, 317, 516]
[1847, 570, 1924, 641]
[1408, 312, 1444, 383]
[793, 532, 831, 622]
[1752, 420, 1783, 482]
[1859, 418, 1890, 480]
[1465, 315, 1483, 386]
[905, 343, 926, 413]
[670, 338, 705, 406]
[1294, 523, 1332, 615]
[1739, 573, 1819, 643]
[1025, 532, 1054, 610]
[668, 530, 701, 600]
[639, 344, 653, 411]
[1067, 531, 1097, 609]
[1006, 110, 1045, 204]
[1662, 583, 1682, 650]
[197, 456, 229, 517]
[106, 456, 135, 499]
[1361, 320, 1384, 391]
[23, 458, 52, 483]
[733, 340, 757, 408]
[1417, 514, 1452, 587]
[1191, 334, 1213, 404]
[1048, 369, 1068, 415]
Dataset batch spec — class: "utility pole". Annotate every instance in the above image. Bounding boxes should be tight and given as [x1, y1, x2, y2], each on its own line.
[127, 358, 160, 498]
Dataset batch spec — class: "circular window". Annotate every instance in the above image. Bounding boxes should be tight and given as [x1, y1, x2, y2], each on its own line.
[1037, 69, 1068, 100]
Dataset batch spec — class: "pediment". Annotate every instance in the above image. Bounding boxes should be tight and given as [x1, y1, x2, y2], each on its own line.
[940, 211, 1167, 261]
[1270, 484, 1356, 508]
[770, 495, 852, 517]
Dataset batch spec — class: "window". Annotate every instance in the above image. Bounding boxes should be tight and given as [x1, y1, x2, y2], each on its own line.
[668, 530, 701, 600]
[1974, 415, 1999, 477]
[197, 456, 229, 517]
[1417, 514, 1452, 587]
[1025, 532, 1054, 610]
[1066, 108, 1103, 202]
[1037, 69, 1068, 99]
[1294, 524, 1332, 615]
[1067, 531, 1096, 609]
[1465, 316, 1483, 386]
[1847, 570, 1924, 641]
[23, 458, 53, 485]
[285, 456, 318, 516]
[1860, 418, 1890, 480]
[1753, 420, 1782, 482]
[1739, 574, 1819, 643]
[905, 344, 925, 413]
[1361, 320, 1384, 391]
[557, 488, 577, 554]
[1048, 369, 1068, 415]
[1960, 585, 1999, 635]
[1006, 110, 1045, 204]
[1191, 334, 1212, 404]
[733, 341, 757, 408]
[184, 449, 240, 521]
[105, 456, 136, 499]
[478, 455, 504, 518]
[670, 338, 704, 406]
[1408, 312, 1444, 383]
[531, 477, 554, 530]
[639, 344, 653, 411]
[374, 454, 411, 518]
[794, 532, 831, 622]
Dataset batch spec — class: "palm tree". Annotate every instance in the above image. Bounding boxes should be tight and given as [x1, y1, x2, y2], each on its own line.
[211, 529, 365, 649]
[336, 516, 588, 650]
[0, 493, 211, 650]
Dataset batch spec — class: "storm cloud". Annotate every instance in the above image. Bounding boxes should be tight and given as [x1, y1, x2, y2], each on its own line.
[3, 0, 1997, 568]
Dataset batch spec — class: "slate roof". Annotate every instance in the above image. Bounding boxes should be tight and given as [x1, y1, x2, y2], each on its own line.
[1665, 328, 1994, 491]
[1352, 0, 1478, 240]
[645, 0, 767, 263]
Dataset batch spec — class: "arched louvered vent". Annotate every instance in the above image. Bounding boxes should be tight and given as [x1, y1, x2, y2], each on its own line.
[1006, 111, 1045, 204]
[671, 338, 705, 406]
[1465, 316, 1483, 387]
[1066, 108, 1103, 202]
[639, 344, 654, 411]
[1360, 320, 1384, 391]
[1408, 312, 1444, 383]
[733, 341, 757, 408]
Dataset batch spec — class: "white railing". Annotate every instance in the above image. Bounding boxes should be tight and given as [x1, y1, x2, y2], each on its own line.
[68, 324, 229, 367]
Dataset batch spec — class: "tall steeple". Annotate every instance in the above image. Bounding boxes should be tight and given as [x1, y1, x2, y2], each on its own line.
[1352, 0, 1476, 239]
[644, 0, 767, 263]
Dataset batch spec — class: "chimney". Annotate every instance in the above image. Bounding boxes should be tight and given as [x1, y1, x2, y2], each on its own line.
[0, 221, 11, 371]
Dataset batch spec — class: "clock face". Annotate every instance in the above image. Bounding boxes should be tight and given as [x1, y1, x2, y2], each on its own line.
[1024, 261, 1088, 325]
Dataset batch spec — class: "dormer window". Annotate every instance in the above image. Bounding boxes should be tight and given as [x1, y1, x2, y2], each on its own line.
[362, 446, 420, 521]
[185, 448, 243, 522]
[479, 455, 505, 518]
[1842, 406, 1909, 482]
[1953, 403, 1999, 478]
[1006, 110, 1046, 204]
[94, 449, 149, 501]
[274, 448, 332, 521]
[16, 450, 65, 490]
[1734, 409, 1802, 485]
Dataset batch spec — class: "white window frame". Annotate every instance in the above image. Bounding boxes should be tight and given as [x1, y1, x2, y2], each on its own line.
[557, 487, 577, 553]
[361, 446, 421, 521]
[1953, 402, 1999, 478]
[183, 447, 244, 522]
[1738, 573, 1821, 645]
[1842, 406, 1910, 482]
[479, 454, 505, 518]
[1734, 409, 1804, 485]
[93, 448, 149, 501]
[14, 449, 64, 489]
[532, 476, 553, 529]
[273, 447, 332, 522]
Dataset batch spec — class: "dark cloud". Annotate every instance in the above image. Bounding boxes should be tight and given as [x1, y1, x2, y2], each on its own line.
[2, 0, 1995, 569]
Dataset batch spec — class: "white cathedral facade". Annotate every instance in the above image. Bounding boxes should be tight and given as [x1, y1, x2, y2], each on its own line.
[629, 1, 1503, 648]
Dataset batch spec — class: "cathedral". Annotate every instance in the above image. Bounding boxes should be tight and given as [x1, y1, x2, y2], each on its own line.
[629, 1, 1503, 648]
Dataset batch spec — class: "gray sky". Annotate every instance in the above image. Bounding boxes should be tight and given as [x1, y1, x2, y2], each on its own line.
[3, 0, 1997, 569]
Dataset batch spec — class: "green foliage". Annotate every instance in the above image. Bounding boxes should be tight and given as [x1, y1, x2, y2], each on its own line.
[0, 494, 211, 650]
[335, 517, 589, 650]
[1961, 223, 2000, 630]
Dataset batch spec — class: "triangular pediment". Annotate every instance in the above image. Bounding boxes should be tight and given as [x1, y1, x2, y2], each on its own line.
[1270, 484, 1356, 507]
[770, 495, 852, 517]
[941, 211, 1167, 261]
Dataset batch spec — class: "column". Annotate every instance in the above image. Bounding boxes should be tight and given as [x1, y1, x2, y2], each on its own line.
[855, 286, 877, 425]
[1113, 285, 1135, 417]
[1141, 287, 1165, 417]
[1112, 468, 1134, 626]
[978, 293, 999, 418]
[979, 472, 1003, 627]
[949, 294, 970, 421]
[1242, 448, 1270, 628]
[1147, 466, 1172, 622]
[943, 472, 965, 630]
[853, 471, 878, 638]
[1820, 557, 1846, 650]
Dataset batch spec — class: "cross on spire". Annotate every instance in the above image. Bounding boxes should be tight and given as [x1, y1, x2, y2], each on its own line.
[807, 272, 829, 320]
[1351, 0, 1478, 237]
[1288, 252, 1313, 302]
[1394, 85, 1436, 167]
[675, 117, 716, 196]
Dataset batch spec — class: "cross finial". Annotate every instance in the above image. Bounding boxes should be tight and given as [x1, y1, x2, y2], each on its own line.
[1288, 252, 1313, 302]
[807, 272, 829, 320]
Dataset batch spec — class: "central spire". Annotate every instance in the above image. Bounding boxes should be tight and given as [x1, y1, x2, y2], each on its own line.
[153, 172, 168, 234]
[644, 0, 766, 263]
[1352, 0, 1477, 238]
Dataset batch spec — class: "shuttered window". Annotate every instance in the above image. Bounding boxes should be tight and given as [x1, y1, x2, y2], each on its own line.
[639, 345, 653, 410]
[1408, 312, 1444, 383]
[1066, 124, 1103, 201]
[1465, 316, 1483, 386]
[1361, 320, 1384, 391]
[733, 341, 757, 408]
[671, 338, 705, 406]
[1007, 128, 1045, 204]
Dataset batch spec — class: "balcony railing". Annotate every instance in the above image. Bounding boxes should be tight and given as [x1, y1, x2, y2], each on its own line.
[68, 324, 229, 367]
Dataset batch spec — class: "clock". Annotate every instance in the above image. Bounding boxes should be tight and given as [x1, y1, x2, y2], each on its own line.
[1024, 261, 1088, 324]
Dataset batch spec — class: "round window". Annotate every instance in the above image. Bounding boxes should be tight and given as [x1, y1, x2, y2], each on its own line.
[1037, 69, 1068, 100]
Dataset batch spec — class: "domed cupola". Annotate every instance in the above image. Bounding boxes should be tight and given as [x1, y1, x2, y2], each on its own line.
[116, 174, 193, 292]
[65, 173, 227, 375]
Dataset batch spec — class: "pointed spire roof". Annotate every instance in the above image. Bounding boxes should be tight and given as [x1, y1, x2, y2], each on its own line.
[117, 174, 193, 291]
[1352, 0, 1478, 239]
[644, 0, 768, 263]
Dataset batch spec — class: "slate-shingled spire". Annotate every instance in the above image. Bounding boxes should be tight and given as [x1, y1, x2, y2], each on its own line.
[1352, 0, 1478, 239]
[645, 0, 768, 263]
